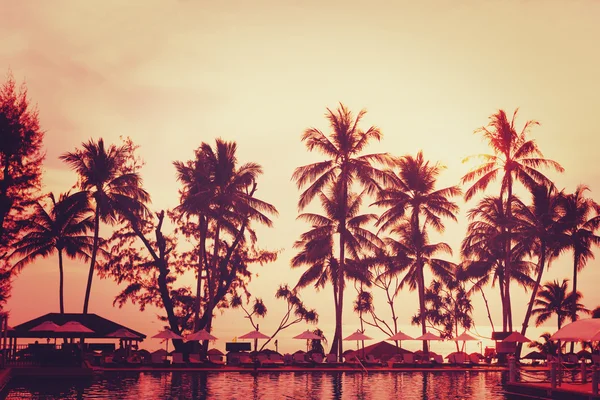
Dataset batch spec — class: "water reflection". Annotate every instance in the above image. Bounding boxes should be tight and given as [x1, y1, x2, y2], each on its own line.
[3, 371, 508, 400]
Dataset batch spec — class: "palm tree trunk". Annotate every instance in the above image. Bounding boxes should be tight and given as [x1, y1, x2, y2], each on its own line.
[329, 283, 340, 356]
[58, 249, 65, 314]
[82, 209, 100, 314]
[516, 245, 546, 358]
[418, 262, 428, 353]
[194, 216, 207, 331]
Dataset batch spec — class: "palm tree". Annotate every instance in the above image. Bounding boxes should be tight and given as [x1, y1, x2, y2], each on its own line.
[386, 221, 456, 352]
[532, 279, 588, 330]
[514, 183, 567, 354]
[592, 307, 600, 319]
[174, 139, 278, 331]
[528, 332, 561, 356]
[292, 103, 393, 360]
[461, 195, 535, 331]
[559, 185, 600, 324]
[461, 109, 563, 331]
[60, 138, 151, 314]
[373, 152, 460, 351]
[291, 189, 380, 355]
[9, 192, 93, 313]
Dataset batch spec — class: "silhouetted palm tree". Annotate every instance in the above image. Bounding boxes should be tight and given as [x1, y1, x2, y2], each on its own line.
[386, 221, 456, 351]
[174, 139, 277, 331]
[559, 185, 600, 323]
[592, 307, 600, 319]
[292, 103, 393, 360]
[461, 195, 534, 330]
[292, 189, 379, 355]
[528, 333, 561, 356]
[60, 138, 150, 313]
[461, 109, 563, 331]
[10, 192, 93, 313]
[532, 279, 588, 330]
[514, 183, 567, 353]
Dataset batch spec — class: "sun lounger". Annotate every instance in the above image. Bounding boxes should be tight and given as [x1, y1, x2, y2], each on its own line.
[323, 353, 342, 367]
[311, 353, 324, 365]
[189, 354, 207, 367]
[432, 354, 444, 365]
[269, 353, 285, 366]
[283, 353, 293, 365]
[293, 352, 312, 366]
[364, 354, 381, 367]
[239, 353, 256, 368]
[172, 353, 186, 367]
[208, 354, 225, 366]
[387, 354, 404, 368]
[469, 353, 480, 365]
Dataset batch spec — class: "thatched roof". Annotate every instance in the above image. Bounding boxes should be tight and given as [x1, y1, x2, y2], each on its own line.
[345, 341, 413, 359]
[8, 313, 146, 340]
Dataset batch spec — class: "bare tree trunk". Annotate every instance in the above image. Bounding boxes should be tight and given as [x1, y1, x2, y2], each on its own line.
[418, 263, 428, 353]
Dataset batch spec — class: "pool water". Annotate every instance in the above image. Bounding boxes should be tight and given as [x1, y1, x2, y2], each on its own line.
[2, 371, 509, 399]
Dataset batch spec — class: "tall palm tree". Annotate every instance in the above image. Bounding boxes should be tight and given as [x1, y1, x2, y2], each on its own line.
[461, 195, 535, 330]
[374, 152, 460, 351]
[559, 185, 600, 323]
[60, 138, 151, 314]
[532, 279, 588, 330]
[461, 109, 563, 331]
[174, 139, 277, 331]
[292, 103, 393, 360]
[291, 189, 379, 355]
[386, 221, 456, 352]
[9, 192, 94, 313]
[514, 183, 567, 353]
[528, 332, 561, 356]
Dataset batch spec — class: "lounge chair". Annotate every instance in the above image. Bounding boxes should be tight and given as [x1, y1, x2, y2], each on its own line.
[189, 353, 206, 367]
[311, 353, 324, 365]
[207, 354, 225, 366]
[469, 353, 480, 365]
[364, 354, 381, 367]
[172, 353, 186, 367]
[151, 351, 169, 366]
[257, 353, 276, 367]
[403, 353, 415, 366]
[343, 353, 360, 367]
[387, 354, 404, 368]
[323, 353, 342, 367]
[432, 354, 444, 365]
[293, 352, 311, 366]
[269, 353, 285, 366]
[283, 353, 293, 365]
[239, 353, 256, 368]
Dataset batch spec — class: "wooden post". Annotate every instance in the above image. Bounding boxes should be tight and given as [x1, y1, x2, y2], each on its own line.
[509, 355, 516, 383]
[582, 360, 587, 384]
[592, 365, 598, 396]
[550, 361, 557, 389]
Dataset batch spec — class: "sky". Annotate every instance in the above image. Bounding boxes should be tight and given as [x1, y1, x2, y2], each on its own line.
[2, 0, 600, 354]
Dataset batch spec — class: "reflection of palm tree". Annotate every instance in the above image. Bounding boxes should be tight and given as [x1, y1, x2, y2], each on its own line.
[292, 103, 392, 360]
[532, 279, 588, 330]
[559, 185, 600, 323]
[61, 138, 150, 313]
[10, 192, 93, 313]
[174, 139, 277, 330]
[462, 109, 563, 331]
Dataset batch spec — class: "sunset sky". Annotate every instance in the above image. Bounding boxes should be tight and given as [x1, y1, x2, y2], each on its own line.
[2, 0, 600, 353]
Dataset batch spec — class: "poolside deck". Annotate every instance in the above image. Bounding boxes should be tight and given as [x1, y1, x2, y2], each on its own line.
[91, 364, 510, 373]
[506, 382, 600, 400]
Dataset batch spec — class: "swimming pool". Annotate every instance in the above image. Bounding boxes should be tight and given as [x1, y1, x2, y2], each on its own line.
[2, 370, 509, 399]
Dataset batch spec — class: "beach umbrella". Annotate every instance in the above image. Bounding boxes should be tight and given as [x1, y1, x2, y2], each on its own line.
[29, 321, 61, 333]
[386, 331, 414, 353]
[152, 329, 183, 353]
[107, 328, 142, 339]
[522, 351, 546, 361]
[344, 330, 372, 359]
[452, 332, 478, 354]
[55, 321, 94, 333]
[239, 329, 270, 352]
[415, 332, 443, 354]
[293, 330, 323, 352]
[503, 331, 531, 343]
[185, 329, 218, 342]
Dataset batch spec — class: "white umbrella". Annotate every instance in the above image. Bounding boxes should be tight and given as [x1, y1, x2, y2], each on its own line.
[387, 331, 414, 341]
[55, 321, 94, 333]
[239, 329, 270, 351]
[186, 329, 218, 342]
[293, 330, 323, 352]
[503, 331, 530, 343]
[152, 329, 184, 353]
[550, 319, 600, 342]
[344, 330, 372, 359]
